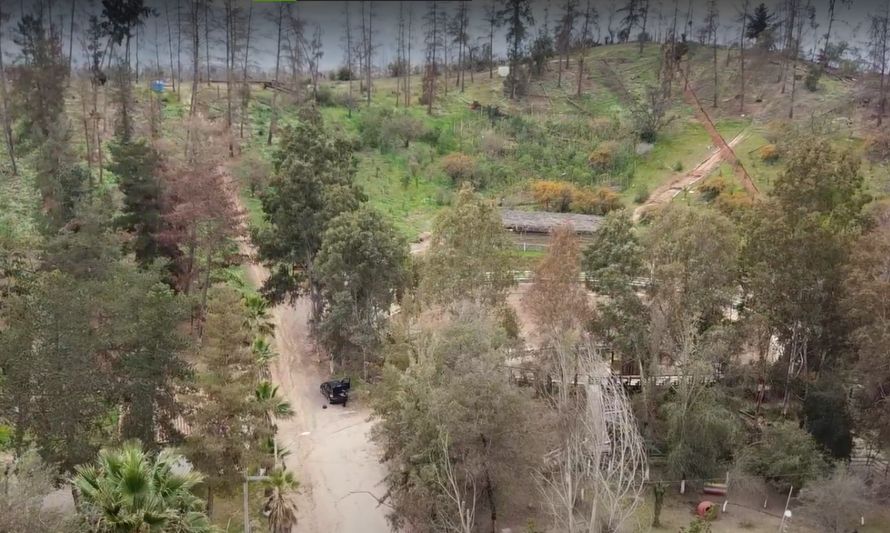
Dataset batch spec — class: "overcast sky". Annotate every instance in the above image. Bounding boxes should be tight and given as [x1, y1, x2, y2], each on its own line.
[2, 0, 888, 73]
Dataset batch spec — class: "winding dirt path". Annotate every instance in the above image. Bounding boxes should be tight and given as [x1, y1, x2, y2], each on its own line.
[633, 130, 748, 222]
[233, 190, 391, 532]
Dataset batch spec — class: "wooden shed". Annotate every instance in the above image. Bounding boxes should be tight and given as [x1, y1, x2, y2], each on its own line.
[500, 209, 603, 250]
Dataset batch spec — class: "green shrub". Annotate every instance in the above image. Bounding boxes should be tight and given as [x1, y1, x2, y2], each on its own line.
[633, 186, 650, 204]
[740, 421, 828, 492]
[805, 64, 823, 92]
[314, 84, 335, 106]
[672, 160, 684, 172]
[356, 107, 394, 149]
[433, 188, 453, 206]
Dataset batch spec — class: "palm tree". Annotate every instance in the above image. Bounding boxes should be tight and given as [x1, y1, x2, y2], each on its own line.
[243, 293, 275, 337]
[254, 381, 295, 422]
[252, 337, 277, 378]
[72, 440, 215, 533]
[263, 468, 299, 533]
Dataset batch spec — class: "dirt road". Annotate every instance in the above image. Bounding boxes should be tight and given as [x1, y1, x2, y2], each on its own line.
[633, 130, 748, 222]
[241, 260, 391, 533]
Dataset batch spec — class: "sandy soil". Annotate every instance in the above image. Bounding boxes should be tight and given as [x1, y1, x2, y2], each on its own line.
[633, 131, 748, 222]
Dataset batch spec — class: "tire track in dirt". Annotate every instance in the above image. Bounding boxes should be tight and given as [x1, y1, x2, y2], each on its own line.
[633, 130, 748, 222]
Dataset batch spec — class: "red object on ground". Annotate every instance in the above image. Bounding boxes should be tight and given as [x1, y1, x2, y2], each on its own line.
[697, 501, 715, 518]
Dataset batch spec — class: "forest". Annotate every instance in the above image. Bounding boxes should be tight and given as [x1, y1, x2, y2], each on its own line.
[0, 0, 889, 532]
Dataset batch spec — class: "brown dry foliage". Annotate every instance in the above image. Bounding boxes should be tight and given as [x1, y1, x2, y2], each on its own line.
[440, 152, 478, 184]
[523, 225, 591, 342]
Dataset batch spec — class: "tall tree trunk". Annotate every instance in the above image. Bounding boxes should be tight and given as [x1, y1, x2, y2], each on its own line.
[267, 4, 283, 145]
[224, 0, 234, 157]
[166, 0, 177, 92]
[712, 26, 718, 107]
[0, 14, 17, 176]
[740, 1, 748, 114]
[821, 0, 836, 66]
[406, 5, 412, 106]
[177, 0, 183, 96]
[364, 0, 373, 106]
[204, 0, 211, 85]
[187, 0, 200, 160]
[67, 0, 76, 74]
[576, 56, 584, 96]
[788, 1, 806, 119]
[239, 0, 252, 139]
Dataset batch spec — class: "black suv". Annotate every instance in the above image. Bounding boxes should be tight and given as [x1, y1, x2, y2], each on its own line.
[320, 378, 351, 406]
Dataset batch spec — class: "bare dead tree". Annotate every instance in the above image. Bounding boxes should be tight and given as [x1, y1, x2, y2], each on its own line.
[638, 0, 651, 53]
[739, 0, 749, 114]
[362, 0, 374, 106]
[788, 0, 811, 119]
[267, 3, 283, 144]
[165, 0, 177, 91]
[453, 0, 468, 91]
[406, 4, 413, 105]
[203, 0, 211, 86]
[186, 0, 202, 160]
[177, 0, 182, 95]
[238, 0, 252, 139]
[223, 0, 235, 156]
[424, 0, 442, 115]
[435, 433, 477, 533]
[821, 0, 852, 66]
[342, 1, 354, 115]
[870, 1, 890, 126]
[305, 24, 323, 100]
[704, 0, 719, 107]
[538, 343, 649, 533]
[0, 3, 17, 175]
[556, 0, 578, 88]
[577, 0, 597, 96]
[67, 0, 75, 73]
[484, 0, 498, 79]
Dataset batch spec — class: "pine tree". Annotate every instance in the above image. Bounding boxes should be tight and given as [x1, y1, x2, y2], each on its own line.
[497, 0, 534, 99]
[109, 138, 167, 267]
[746, 2, 773, 42]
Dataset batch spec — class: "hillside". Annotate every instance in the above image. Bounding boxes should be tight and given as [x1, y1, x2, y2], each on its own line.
[230, 42, 886, 243]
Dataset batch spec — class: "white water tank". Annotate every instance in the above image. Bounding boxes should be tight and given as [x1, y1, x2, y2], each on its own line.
[497, 65, 510, 78]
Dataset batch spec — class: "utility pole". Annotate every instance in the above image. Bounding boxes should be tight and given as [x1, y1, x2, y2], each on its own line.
[243, 474, 270, 533]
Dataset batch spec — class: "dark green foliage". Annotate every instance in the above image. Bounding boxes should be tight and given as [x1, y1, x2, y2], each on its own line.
[254, 119, 365, 321]
[662, 388, 740, 479]
[803, 377, 854, 459]
[100, 0, 154, 49]
[498, 0, 534, 99]
[315, 207, 409, 365]
[530, 32, 554, 76]
[0, 271, 112, 472]
[805, 64, 823, 92]
[108, 138, 167, 267]
[745, 3, 774, 42]
[101, 269, 189, 447]
[740, 421, 827, 491]
[1, 195, 189, 470]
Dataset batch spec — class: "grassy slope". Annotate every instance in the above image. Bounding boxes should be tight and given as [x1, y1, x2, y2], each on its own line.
[227, 43, 887, 246]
